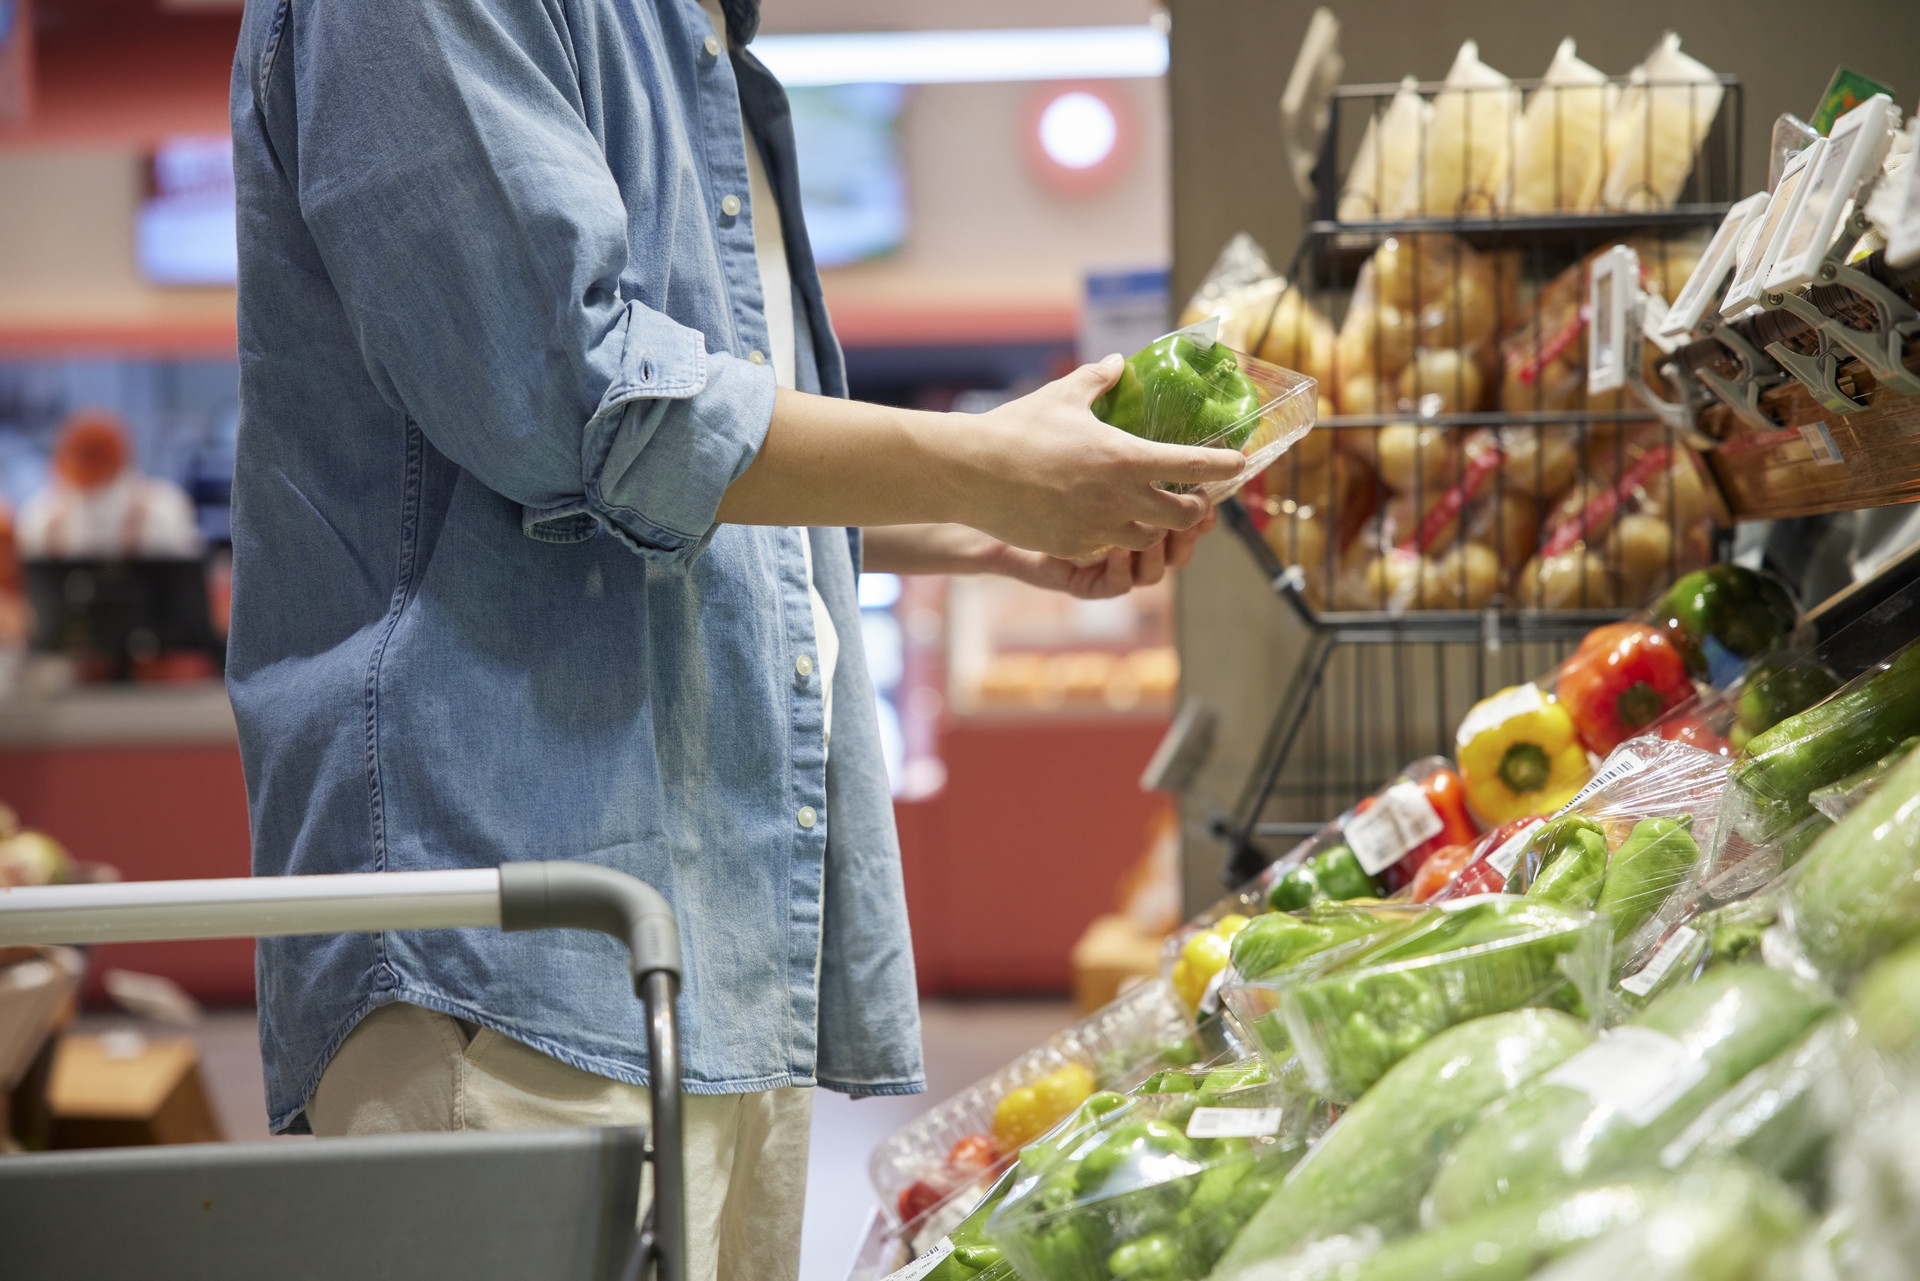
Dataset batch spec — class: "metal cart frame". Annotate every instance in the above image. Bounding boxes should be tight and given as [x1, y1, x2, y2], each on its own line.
[0, 860, 686, 1281]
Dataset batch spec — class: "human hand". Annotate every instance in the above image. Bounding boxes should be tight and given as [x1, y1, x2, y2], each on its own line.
[986, 505, 1219, 598]
[941, 356, 1245, 560]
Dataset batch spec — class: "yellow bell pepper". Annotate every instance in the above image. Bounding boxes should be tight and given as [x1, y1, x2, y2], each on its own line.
[1170, 913, 1252, 1011]
[991, 1061, 1095, 1151]
[1457, 686, 1593, 824]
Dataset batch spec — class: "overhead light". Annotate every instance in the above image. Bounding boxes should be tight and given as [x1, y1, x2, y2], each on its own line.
[1038, 92, 1118, 169]
[752, 26, 1168, 88]
[1026, 84, 1135, 198]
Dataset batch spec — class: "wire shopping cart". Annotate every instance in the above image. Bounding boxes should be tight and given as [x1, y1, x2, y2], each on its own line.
[0, 860, 685, 1281]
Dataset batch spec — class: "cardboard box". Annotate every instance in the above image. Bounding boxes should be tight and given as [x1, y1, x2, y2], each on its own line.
[46, 1033, 223, 1148]
[1070, 914, 1167, 1015]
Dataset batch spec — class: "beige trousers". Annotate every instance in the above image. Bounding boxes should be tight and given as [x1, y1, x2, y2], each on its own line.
[307, 1002, 812, 1281]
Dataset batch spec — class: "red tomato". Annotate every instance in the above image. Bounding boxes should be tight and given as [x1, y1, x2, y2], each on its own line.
[1659, 713, 1730, 756]
[947, 1133, 998, 1173]
[898, 1178, 947, 1224]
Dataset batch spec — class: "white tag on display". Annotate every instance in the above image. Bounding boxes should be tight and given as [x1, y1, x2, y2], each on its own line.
[1198, 965, 1228, 1018]
[1544, 1027, 1709, 1126]
[1618, 925, 1700, 996]
[1456, 683, 1545, 747]
[1485, 820, 1545, 879]
[1187, 1106, 1284, 1139]
[882, 1238, 955, 1281]
[1799, 422, 1845, 466]
[1587, 245, 1639, 396]
[1345, 781, 1445, 876]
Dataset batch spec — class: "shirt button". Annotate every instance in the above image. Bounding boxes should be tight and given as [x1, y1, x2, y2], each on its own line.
[798, 806, 817, 829]
[703, 34, 722, 57]
[720, 193, 742, 217]
[749, 349, 767, 366]
[795, 653, 814, 677]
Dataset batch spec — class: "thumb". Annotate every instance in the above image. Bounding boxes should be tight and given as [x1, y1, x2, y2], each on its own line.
[1064, 353, 1126, 407]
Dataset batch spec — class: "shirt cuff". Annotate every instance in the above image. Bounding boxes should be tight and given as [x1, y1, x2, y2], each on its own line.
[521, 302, 778, 563]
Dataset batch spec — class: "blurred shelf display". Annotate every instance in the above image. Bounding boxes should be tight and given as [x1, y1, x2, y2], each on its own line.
[947, 574, 1177, 717]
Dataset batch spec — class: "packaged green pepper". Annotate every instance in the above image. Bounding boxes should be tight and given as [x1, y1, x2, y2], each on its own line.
[1265, 845, 1381, 912]
[1093, 332, 1265, 450]
[1594, 814, 1701, 948]
[1521, 816, 1610, 909]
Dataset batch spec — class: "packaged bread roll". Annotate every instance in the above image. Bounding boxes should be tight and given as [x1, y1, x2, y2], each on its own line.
[1510, 39, 1613, 213]
[1396, 41, 1518, 216]
[1601, 33, 1723, 212]
[1340, 77, 1429, 222]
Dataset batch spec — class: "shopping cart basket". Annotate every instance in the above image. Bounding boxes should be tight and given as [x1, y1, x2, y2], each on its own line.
[0, 860, 685, 1281]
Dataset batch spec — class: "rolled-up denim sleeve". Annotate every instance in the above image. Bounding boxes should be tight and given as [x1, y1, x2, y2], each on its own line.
[275, 0, 772, 562]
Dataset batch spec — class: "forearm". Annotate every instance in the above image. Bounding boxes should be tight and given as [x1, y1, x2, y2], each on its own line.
[860, 524, 1008, 576]
[715, 389, 969, 528]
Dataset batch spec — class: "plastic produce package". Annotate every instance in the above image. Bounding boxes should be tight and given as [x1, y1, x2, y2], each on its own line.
[1093, 321, 1319, 504]
[869, 978, 1196, 1236]
[1396, 41, 1517, 216]
[1525, 1162, 1808, 1281]
[1782, 730, 1920, 982]
[1424, 965, 1836, 1224]
[1210, 1009, 1596, 1278]
[983, 1059, 1307, 1281]
[1175, 235, 1335, 390]
[1509, 39, 1612, 213]
[1271, 896, 1609, 1102]
[1609, 887, 1779, 1015]
[1337, 77, 1428, 222]
[1600, 33, 1724, 212]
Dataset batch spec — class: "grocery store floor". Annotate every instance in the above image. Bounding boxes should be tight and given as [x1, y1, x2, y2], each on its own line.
[94, 998, 1078, 1281]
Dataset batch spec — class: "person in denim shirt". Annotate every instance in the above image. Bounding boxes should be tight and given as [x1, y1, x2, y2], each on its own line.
[229, 0, 1229, 1273]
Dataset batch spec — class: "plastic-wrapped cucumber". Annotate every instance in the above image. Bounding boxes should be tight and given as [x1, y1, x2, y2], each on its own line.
[1425, 966, 1835, 1225]
[1853, 937, 1920, 1074]
[1525, 1161, 1808, 1281]
[1785, 739, 1920, 979]
[1210, 1009, 1595, 1278]
[1279, 898, 1608, 1102]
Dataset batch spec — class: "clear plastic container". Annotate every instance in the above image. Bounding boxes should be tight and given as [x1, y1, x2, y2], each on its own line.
[867, 977, 1196, 1224]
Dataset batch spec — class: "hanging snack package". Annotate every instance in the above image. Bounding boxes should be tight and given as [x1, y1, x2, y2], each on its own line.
[1510, 38, 1613, 213]
[1423, 965, 1836, 1225]
[1600, 33, 1724, 212]
[1338, 76, 1429, 222]
[1275, 896, 1610, 1102]
[1395, 40, 1518, 216]
[1210, 1009, 1596, 1277]
[1092, 319, 1319, 504]
[983, 1059, 1310, 1281]
[1718, 639, 1920, 894]
[1507, 736, 1733, 974]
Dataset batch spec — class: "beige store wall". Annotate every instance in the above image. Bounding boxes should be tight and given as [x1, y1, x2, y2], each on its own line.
[1166, 0, 1920, 912]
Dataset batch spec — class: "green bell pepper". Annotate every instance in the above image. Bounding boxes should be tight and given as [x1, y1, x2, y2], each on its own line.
[1522, 817, 1610, 909]
[1594, 815, 1700, 945]
[1092, 334, 1264, 449]
[1653, 565, 1798, 679]
[1229, 905, 1394, 981]
[1266, 845, 1381, 913]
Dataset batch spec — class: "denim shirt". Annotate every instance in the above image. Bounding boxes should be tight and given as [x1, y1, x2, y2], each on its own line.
[229, 0, 924, 1132]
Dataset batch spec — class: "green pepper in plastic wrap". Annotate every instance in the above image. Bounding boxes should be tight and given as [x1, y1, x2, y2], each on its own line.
[1210, 1010, 1595, 1277]
[1652, 564, 1799, 683]
[1521, 817, 1610, 909]
[1424, 965, 1835, 1224]
[1786, 734, 1920, 979]
[1265, 845, 1381, 912]
[1594, 815, 1701, 947]
[1228, 904, 1398, 982]
[1093, 333, 1264, 449]
[1279, 898, 1609, 1102]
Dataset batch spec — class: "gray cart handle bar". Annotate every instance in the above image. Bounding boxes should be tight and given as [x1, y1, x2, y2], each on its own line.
[0, 860, 685, 1281]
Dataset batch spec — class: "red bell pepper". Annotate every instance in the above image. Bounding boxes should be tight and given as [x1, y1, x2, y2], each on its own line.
[1409, 840, 1478, 902]
[1370, 766, 1482, 893]
[1557, 622, 1696, 756]
[1432, 817, 1545, 900]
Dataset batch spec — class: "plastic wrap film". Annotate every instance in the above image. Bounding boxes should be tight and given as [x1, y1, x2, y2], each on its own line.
[1721, 639, 1920, 903]
[1209, 1009, 1596, 1278]
[1808, 736, 1918, 823]
[1830, 1082, 1920, 1281]
[1423, 965, 1836, 1225]
[1507, 737, 1732, 974]
[1525, 1162, 1808, 1281]
[1599, 34, 1725, 213]
[1782, 729, 1920, 984]
[1274, 896, 1609, 1103]
[868, 978, 1196, 1227]
[1092, 324, 1320, 505]
[982, 1060, 1308, 1281]
[1609, 887, 1778, 1016]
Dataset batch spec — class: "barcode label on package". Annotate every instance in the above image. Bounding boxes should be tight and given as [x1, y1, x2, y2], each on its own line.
[1561, 747, 1652, 811]
[1799, 422, 1845, 466]
[1187, 1107, 1284, 1139]
[1619, 925, 1701, 996]
[1544, 1027, 1708, 1126]
[883, 1239, 955, 1281]
[1485, 820, 1545, 879]
[1456, 683, 1545, 747]
[1346, 781, 1445, 876]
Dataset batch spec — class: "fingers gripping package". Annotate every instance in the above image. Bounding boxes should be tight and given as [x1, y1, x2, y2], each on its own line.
[1092, 317, 1320, 505]
[978, 1058, 1308, 1281]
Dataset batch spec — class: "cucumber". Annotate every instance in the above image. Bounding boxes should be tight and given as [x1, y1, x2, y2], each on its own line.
[1786, 739, 1920, 978]
[1209, 1009, 1594, 1278]
[1423, 966, 1834, 1225]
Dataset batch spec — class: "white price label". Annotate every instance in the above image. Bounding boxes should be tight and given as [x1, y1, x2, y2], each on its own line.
[1544, 1027, 1709, 1126]
[1799, 422, 1845, 466]
[1619, 925, 1701, 997]
[883, 1239, 955, 1281]
[1485, 820, 1545, 880]
[1187, 1106, 1285, 1139]
[1456, 683, 1546, 748]
[1345, 781, 1445, 876]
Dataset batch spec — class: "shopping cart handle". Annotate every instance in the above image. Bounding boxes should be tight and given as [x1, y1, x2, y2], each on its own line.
[499, 861, 681, 991]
